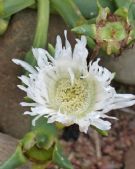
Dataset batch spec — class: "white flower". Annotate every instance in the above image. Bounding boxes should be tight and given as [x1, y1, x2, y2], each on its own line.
[13, 31, 135, 133]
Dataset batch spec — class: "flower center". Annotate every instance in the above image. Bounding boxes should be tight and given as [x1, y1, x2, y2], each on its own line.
[55, 78, 96, 116]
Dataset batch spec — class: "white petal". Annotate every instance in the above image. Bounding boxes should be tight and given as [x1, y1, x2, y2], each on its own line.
[44, 50, 55, 63]
[116, 94, 135, 99]
[54, 32, 72, 63]
[91, 118, 111, 130]
[18, 75, 29, 86]
[73, 36, 88, 67]
[32, 48, 49, 68]
[64, 30, 72, 59]
[20, 102, 37, 107]
[55, 35, 62, 59]
[17, 85, 27, 92]
[68, 68, 75, 86]
[104, 100, 135, 113]
[89, 58, 114, 86]
[77, 119, 90, 133]
[100, 114, 118, 120]
[24, 111, 37, 116]
[12, 59, 36, 74]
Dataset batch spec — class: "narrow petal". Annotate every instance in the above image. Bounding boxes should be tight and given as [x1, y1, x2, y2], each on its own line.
[32, 48, 49, 68]
[73, 36, 88, 67]
[12, 59, 37, 74]
[76, 119, 90, 133]
[64, 30, 72, 59]
[17, 85, 27, 92]
[20, 102, 37, 107]
[91, 118, 111, 130]
[24, 111, 34, 115]
[68, 68, 75, 86]
[18, 75, 29, 86]
[55, 35, 62, 59]
[116, 94, 135, 99]
[102, 100, 135, 114]
[89, 58, 114, 86]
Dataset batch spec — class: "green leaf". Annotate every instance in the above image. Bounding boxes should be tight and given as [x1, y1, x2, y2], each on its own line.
[24, 96, 34, 103]
[127, 29, 135, 45]
[51, 0, 86, 28]
[74, 0, 115, 19]
[52, 142, 73, 169]
[96, 2, 110, 22]
[87, 36, 96, 49]
[114, 0, 132, 9]
[115, 7, 128, 20]
[72, 24, 96, 38]
[22, 132, 36, 151]
[0, 0, 35, 19]
[128, 2, 135, 26]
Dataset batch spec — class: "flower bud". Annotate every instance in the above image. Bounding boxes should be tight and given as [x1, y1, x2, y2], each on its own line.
[72, 1, 135, 56]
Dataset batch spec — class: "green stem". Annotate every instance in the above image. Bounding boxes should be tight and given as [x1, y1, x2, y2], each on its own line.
[0, 145, 27, 169]
[33, 0, 49, 48]
[0, 0, 35, 19]
[25, 0, 50, 66]
[51, 0, 86, 27]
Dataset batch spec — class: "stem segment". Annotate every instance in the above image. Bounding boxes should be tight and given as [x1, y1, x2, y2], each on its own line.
[33, 0, 49, 48]
[93, 130, 102, 159]
[0, 145, 27, 169]
[25, 0, 50, 66]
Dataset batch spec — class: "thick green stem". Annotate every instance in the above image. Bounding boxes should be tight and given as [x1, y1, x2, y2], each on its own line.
[0, 145, 27, 169]
[33, 0, 49, 48]
[25, 0, 50, 66]
[0, 0, 35, 19]
[51, 0, 86, 27]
